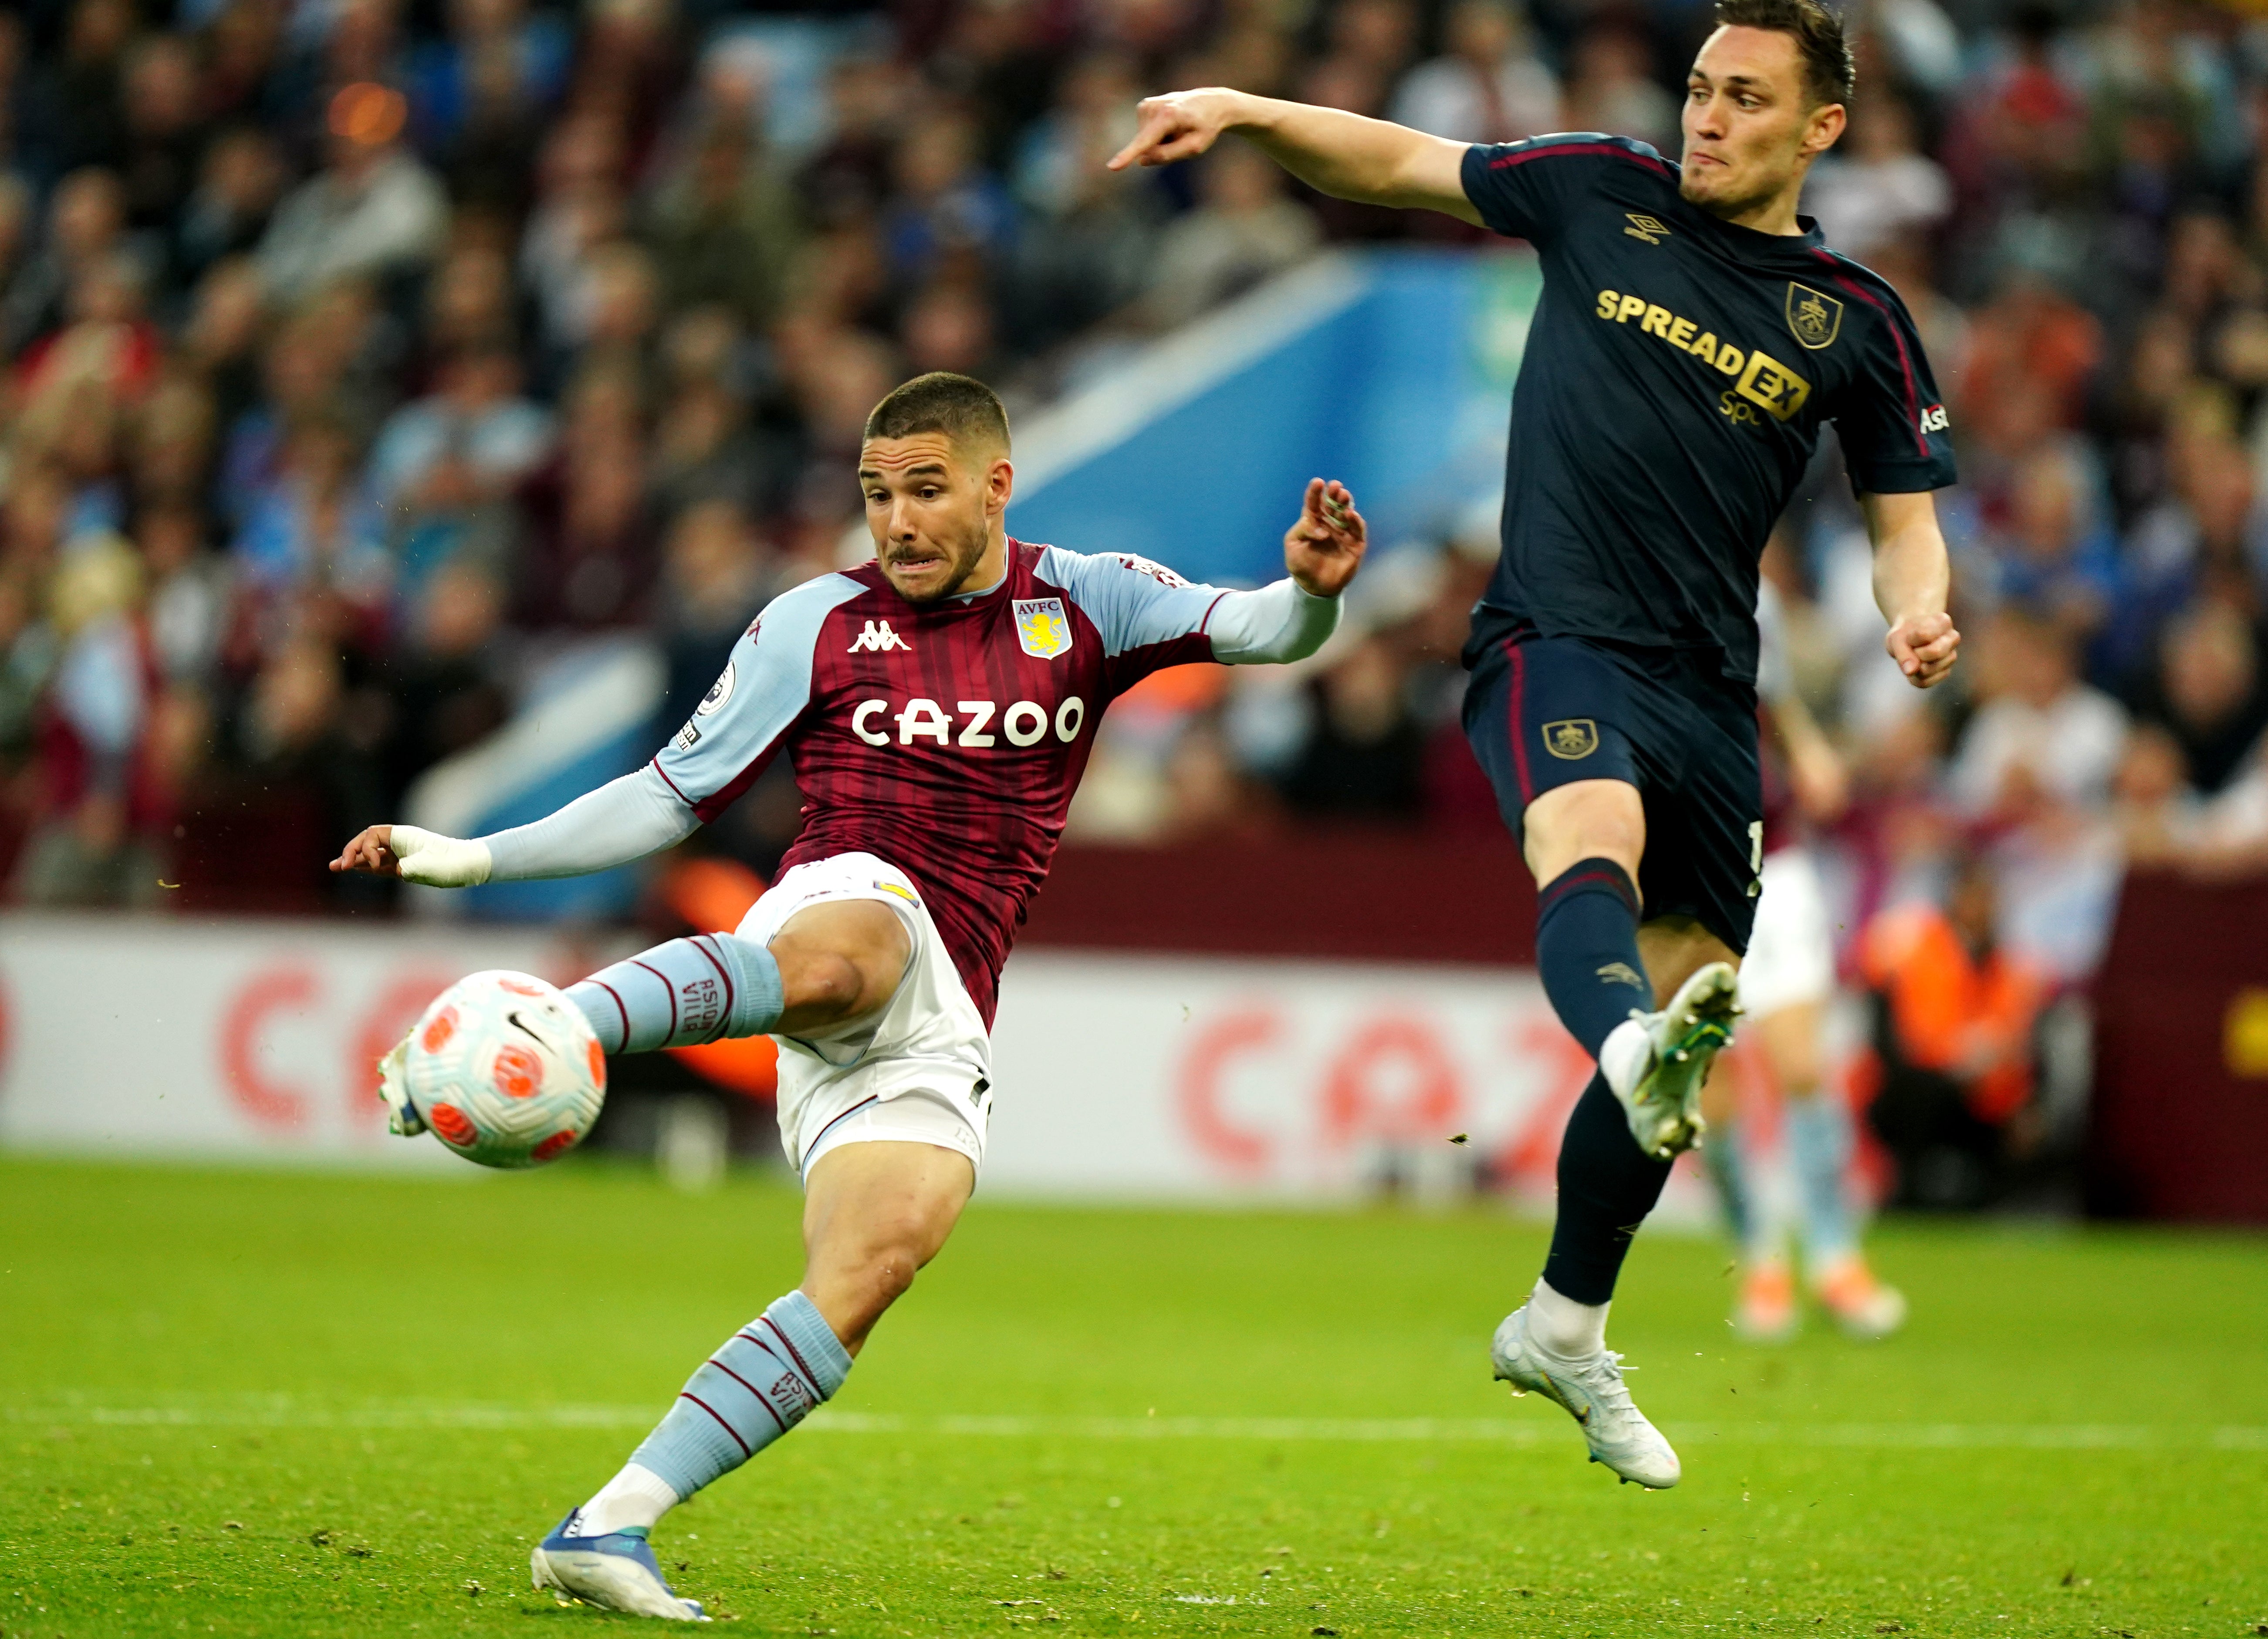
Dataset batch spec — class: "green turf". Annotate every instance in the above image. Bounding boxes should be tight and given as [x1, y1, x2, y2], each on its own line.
[3, 1157, 2265, 1638]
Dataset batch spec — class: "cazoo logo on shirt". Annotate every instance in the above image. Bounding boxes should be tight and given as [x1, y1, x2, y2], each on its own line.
[852, 696, 1087, 748]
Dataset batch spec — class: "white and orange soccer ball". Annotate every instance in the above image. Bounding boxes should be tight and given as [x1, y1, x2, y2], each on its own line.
[389, 971, 607, 1168]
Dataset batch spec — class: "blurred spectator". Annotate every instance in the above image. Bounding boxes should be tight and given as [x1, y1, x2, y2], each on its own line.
[1560, 26, 1676, 154]
[1950, 608, 2128, 820]
[1278, 635, 1425, 819]
[230, 411, 391, 621]
[368, 344, 554, 516]
[1856, 854, 2049, 1210]
[2134, 599, 2268, 794]
[257, 92, 447, 304]
[1140, 146, 1320, 330]
[882, 107, 1016, 290]
[1389, 0, 1557, 145]
[3, 166, 128, 357]
[1804, 95, 1950, 262]
[382, 556, 513, 802]
[646, 117, 802, 331]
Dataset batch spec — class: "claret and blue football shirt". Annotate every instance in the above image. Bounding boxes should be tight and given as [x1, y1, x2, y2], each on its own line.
[1458, 132, 1957, 682]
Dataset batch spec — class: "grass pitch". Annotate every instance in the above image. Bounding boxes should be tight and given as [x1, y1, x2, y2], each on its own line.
[3, 1157, 2265, 1638]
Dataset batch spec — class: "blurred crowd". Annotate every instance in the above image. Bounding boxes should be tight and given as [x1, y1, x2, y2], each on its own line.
[5, 0, 2268, 1044]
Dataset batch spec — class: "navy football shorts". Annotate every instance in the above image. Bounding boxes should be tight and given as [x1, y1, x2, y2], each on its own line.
[1462, 626, 1764, 955]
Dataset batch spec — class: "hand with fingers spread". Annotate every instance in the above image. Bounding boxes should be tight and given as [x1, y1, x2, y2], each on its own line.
[1108, 88, 1250, 172]
[1285, 478, 1367, 598]
[1886, 610, 1959, 689]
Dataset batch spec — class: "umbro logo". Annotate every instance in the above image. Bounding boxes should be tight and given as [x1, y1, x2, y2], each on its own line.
[848, 620, 912, 654]
[1624, 213, 1670, 243]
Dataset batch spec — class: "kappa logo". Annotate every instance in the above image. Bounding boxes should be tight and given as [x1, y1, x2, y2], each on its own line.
[1785, 282, 1844, 350]
[848, 619, 912, 654]
[1624, 212, 1670, 244]
[1543, 718, 1599, 760]
[1013, 597, 1073, 659]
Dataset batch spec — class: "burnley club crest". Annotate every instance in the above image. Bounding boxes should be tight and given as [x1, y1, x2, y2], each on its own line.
[1014, 597, 1072, 659]
[1784, 282, 1843, 350]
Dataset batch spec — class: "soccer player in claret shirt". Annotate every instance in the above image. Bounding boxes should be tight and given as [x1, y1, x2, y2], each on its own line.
[1112, 0, 1957, 1488]
[332, 371, 1366, 1620]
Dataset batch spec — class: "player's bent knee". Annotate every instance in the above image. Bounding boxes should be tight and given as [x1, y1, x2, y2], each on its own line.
[1522, 778, 1646, 884]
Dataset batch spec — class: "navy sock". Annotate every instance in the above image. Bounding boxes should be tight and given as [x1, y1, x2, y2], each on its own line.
[1542, 1071, 1675, 1304]
[1535, 859, 1649, 1059]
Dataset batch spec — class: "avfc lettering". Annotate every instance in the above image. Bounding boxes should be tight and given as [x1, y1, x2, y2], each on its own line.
[1594, 288, 1812, 423]
[852, 696, 1088, 748]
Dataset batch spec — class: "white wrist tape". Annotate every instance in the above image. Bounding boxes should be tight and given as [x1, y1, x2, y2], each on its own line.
[389, 826, 493, 888]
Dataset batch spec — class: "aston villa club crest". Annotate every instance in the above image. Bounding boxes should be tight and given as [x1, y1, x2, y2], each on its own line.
[1785, 282, 1843, 350]
[1013, 597, 1072, 659]
[1543, 718, 1599, 760]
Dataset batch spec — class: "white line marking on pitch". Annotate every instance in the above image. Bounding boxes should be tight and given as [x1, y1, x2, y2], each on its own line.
[7, 1402, 2266, 1451]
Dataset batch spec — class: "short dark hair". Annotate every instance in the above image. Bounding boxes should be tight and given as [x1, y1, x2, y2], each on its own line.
[1712, 0, 1855, 108]
[862, 371, 1011, 452]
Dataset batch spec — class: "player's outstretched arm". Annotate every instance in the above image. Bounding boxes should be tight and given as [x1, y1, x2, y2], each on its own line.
[1107, 88, 1478, 224]
[330, 765, 699, 887]
[1863, 489, 1959, 690]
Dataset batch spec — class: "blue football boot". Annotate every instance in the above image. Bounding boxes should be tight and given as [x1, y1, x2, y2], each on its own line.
[531, 1510, 708, 1621]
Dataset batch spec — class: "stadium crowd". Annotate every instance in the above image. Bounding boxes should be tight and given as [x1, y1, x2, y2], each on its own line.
[2, 0, 2265, 1058]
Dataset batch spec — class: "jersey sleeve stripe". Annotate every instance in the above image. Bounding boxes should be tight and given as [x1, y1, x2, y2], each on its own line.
[1810, 249, 1927, 459]
[1487, 139, 1670, 178]
[1196, 590, 1229, 635]
[649, 758, 693, 806]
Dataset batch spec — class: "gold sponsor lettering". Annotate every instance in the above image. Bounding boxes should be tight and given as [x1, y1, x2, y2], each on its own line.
[1589, 290, 1807, 420]
[1736, 347, 1811, 419]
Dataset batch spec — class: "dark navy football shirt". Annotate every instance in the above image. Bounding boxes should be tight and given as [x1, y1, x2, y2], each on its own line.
[1459, 133, 1957, 682]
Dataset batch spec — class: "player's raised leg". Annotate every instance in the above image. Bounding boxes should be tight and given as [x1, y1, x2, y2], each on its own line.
[1461, 647, 1743, 1487]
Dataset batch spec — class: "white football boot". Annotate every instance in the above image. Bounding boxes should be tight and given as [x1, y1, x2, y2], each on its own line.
[1599, 961, 1741, 1160]
[532, 1511, 708, 1621]
[1491, 1304, 1681, 1489]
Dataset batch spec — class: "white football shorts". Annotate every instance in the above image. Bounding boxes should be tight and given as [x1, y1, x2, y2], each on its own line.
[735, 851, 991, 1180]
[1735, 846, 1837, 1020]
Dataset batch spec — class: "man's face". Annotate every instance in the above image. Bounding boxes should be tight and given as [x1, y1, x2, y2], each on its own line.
[1679, 26, 1841, 217]
[859, 432, 1010, 602]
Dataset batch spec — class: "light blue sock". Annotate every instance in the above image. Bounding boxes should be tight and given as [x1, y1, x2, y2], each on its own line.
[1785, 1094, 1858, 1266]
[568, 932, 784, 1053]
[628, 1291, 852, 1502]
[1704, 1120, 1779, 1263]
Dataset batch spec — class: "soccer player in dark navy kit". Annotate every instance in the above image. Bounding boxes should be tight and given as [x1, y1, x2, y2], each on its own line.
[1114, 0, 1958, 1488]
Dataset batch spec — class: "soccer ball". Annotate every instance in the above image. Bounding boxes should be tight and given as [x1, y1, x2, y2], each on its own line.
[400, 971, 606, 1168]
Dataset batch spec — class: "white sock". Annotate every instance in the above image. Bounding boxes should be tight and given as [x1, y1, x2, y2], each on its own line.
[1598, 1016, 1653, 1098]
[578, 1462, 680, 1536]
[1527, 1276, 1609, 1358]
